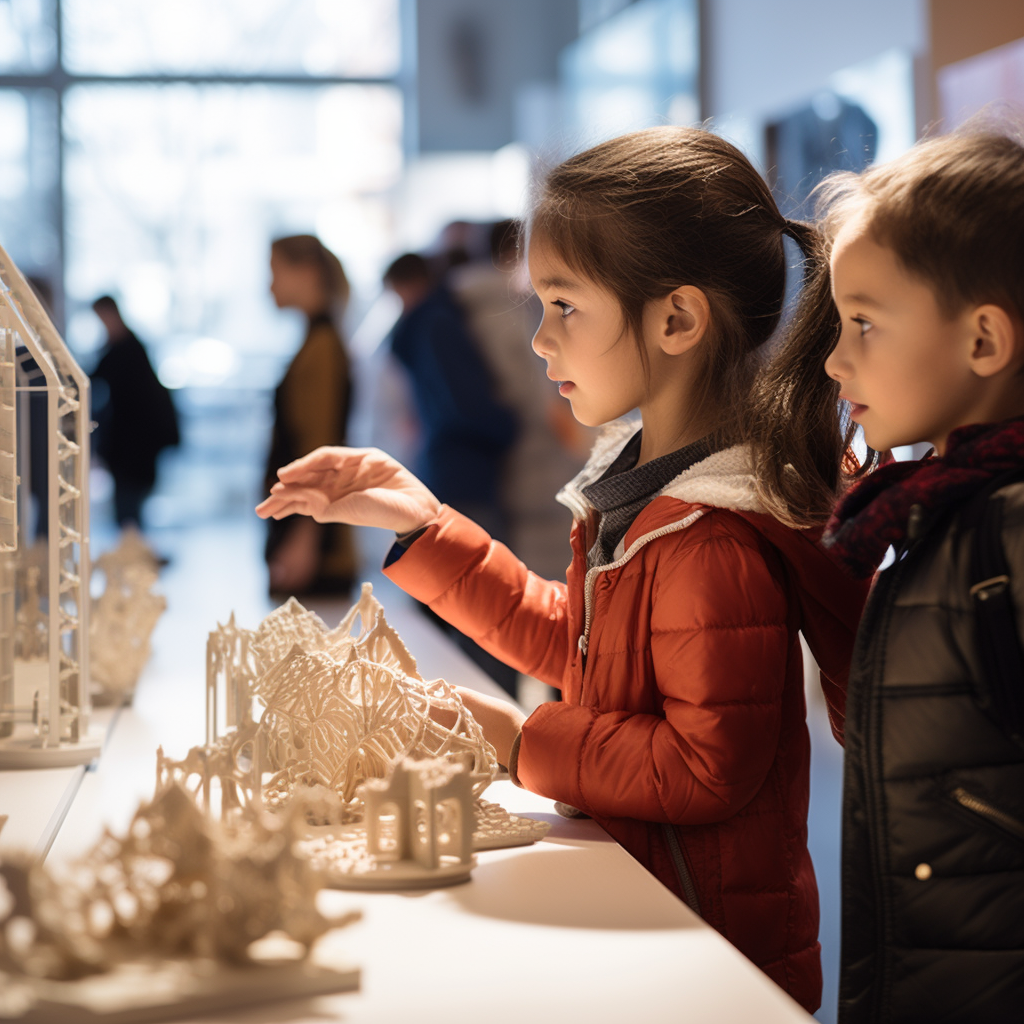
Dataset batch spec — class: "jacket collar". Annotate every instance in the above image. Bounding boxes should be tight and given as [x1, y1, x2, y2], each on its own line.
[557, 420, 764, 520]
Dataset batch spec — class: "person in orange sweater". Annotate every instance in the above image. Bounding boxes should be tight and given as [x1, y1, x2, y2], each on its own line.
[258, 127, 868, 1013]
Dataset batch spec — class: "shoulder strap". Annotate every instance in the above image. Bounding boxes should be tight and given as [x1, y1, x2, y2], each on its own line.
[965, 469, 1024, 748]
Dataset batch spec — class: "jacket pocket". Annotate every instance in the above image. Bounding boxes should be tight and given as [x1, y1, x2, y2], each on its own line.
[948, 785, 1024, 845]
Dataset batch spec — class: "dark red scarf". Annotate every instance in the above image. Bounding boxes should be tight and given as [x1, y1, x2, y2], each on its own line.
[823, 417, 1024, 578]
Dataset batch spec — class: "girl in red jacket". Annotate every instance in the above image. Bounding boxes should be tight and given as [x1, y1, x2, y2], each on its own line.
[258, 126, 867, 1013]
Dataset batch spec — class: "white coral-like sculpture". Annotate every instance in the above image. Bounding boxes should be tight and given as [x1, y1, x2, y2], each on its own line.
[0, 782, 355, 982]
[90, 529, 167, 705]
[198, 584, 497, 821]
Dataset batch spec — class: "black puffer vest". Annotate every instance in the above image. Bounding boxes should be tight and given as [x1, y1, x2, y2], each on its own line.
[839, 481, 1024, 1023]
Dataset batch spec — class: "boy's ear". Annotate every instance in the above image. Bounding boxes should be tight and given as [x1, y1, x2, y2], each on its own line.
[656, 286, 711, 355]
[968, 304, 1020, 378]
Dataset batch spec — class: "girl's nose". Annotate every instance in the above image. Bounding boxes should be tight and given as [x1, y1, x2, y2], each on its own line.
[531, 322, 553, 359]
[824, 338, 850, 382]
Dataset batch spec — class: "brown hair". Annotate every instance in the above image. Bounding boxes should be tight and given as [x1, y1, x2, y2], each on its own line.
[818, 127, 1024, 326]
[528, 126, 845, 528]
[271, 234, 350, 310]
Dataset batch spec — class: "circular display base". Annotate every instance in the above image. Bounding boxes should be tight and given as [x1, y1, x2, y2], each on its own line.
[0, 737, 102, 769]
[329, 857, 475, 891]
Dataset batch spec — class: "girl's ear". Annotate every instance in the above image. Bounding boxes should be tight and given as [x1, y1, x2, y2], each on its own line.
[968, 304, 1020, 378]
[655, 285, 711, 355]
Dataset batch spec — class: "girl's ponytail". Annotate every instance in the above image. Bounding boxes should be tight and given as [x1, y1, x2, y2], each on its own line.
[747, 219, 852, 528]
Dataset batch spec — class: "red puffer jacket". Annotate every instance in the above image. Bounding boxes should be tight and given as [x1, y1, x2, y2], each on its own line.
[385, 440, 867, 1013]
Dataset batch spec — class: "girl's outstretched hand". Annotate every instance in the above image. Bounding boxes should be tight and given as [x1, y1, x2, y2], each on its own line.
[255, 446, 442, 536]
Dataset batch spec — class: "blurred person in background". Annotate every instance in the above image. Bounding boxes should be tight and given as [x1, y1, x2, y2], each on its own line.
[24, 278, 55, 538]
[265, 234, 357, 598]
[449, 219, 590, 583]
[383, 250, 519, 693]
[91, 295, 179, 530]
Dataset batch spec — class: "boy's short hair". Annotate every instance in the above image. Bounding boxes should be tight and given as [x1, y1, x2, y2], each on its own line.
[820, 126, 1024, 328]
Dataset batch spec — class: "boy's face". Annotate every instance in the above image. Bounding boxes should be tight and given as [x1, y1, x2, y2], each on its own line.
[826, 218, 985, 455]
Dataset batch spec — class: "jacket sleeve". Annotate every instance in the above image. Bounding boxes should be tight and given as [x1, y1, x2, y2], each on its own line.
[516, 524, 792, 824]
[384, 506, 572, 688]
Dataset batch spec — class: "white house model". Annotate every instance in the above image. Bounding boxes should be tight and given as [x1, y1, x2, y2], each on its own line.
[0, 243, 98, 766]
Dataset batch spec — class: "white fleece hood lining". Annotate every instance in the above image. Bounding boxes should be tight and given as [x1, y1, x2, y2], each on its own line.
[557, 420, 764, 517]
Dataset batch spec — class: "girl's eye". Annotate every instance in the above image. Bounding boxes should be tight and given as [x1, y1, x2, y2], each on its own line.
[851, 316, 873, 336]
[553, 300, 575, 319]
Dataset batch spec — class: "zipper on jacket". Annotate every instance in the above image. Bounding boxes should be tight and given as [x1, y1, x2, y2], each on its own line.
[663, 823, 702, 916]
[851, 549, 916, 1020]
[950, 786, 1024, 843]
[577, 509, 707, 665]
[845, 502, 967, 1018]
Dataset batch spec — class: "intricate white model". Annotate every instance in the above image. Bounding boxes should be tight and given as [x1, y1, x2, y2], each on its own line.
[0, 244, 96, 767]
[90, 529, 167, 706]
[168, 584, 549, 887]
[0, 783, 360, 1020]
[205, 584, 498, 818]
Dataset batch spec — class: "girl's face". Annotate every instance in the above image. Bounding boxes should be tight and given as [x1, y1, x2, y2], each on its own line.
[528, 236, 648, 428]
[825, 217, 984, 455]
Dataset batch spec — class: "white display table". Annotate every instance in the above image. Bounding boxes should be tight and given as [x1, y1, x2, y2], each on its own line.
[0, 565, 814, 1024]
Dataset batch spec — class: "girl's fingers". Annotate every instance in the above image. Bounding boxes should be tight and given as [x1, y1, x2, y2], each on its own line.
[274, 465, 336, 487]
[260, 497, 308, 520]
[277, 446, 362, 480]
[256, 487, 326, 520]
[255, 494, 286, 518]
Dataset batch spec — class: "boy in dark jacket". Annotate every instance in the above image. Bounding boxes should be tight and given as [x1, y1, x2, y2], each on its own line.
[821, 128, 1024, 1024]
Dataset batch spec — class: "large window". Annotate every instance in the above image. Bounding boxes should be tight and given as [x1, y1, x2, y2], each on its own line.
[0, 0, 405, 526]
[60, 0, 399, 78]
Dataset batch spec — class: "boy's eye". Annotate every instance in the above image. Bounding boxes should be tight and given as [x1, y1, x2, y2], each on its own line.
[851, 316, 873, 336]
[553, 300, 575, 318]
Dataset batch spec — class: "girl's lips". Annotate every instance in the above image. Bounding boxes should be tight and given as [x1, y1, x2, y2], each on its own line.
[558, 381, 575, 396]
[839, 394, 867, 418]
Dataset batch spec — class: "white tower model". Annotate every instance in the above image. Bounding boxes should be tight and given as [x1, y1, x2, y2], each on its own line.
[0, 242, 99, 766]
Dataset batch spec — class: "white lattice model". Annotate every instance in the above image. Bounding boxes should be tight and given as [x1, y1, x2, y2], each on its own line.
[206, 584, 498, 817]
[90, 529, 167, 706]
[0, 244, 97, 767]
[163, 584, 549, 888]
[0, 783, 360, 1021]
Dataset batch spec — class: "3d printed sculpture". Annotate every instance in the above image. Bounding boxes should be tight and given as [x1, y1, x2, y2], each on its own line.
[0, 782, 360, 1021]
[0, 244, 97, 767]
[90, 530, 167, 706]
[205, 585, 498, 816]
[165, 584, 549, 888]
[298, 757, 476, 889]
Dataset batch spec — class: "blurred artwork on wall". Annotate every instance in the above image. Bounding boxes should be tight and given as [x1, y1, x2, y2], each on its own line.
[938, 36, 1024, 129]
[766, 49, 917, 219]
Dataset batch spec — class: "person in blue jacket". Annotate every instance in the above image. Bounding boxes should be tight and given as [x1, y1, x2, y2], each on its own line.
[383, 252, 519, 693]
[383, 252, 518, 541]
